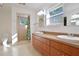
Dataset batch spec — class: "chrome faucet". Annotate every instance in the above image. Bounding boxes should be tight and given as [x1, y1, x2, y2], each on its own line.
[68, 33, 74, 36]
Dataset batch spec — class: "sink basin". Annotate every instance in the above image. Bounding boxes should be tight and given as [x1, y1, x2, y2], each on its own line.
[57, 35, 79, 40]
[35, 32, 44, 34]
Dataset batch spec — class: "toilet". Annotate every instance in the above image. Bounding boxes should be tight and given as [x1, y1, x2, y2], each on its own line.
[1, 33, 10, 47]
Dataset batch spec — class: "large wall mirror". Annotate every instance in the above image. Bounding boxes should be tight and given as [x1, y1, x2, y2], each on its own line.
[36, 4, 64, 27]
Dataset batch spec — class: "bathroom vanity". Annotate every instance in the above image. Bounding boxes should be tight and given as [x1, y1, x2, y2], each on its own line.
[32, 32, 79, 56]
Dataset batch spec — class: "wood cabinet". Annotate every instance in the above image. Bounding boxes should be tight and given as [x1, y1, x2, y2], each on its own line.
[50, 40, 68, 56]
[32, 35, 49, 56]
[50, 40, 79, 56]
[32, 34, 79, 56]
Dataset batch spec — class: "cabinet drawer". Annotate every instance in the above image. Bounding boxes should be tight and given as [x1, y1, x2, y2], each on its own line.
[50, 40, 62, 50]
[50, 40, 79, 56]
[32, 35, 49, 45]
[61, 44, 79, 56]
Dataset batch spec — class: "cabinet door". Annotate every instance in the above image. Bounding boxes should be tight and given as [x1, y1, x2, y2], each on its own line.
[32, 35, 50, 56]
[61, 43, 79, 56]
[50, 40, 79, 56]
[32, 35, 36, 46]
[40, 42, 49, 56]
[50, 47, 67, 56]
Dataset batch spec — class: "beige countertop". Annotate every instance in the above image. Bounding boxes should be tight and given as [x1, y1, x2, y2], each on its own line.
[33, 33, 79, 48]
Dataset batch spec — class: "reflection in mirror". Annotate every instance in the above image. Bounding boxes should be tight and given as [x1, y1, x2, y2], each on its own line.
[39, 15, 44, 27]
[70, 14, 79, 26]
[37, 10, 45, 27]
[46, 6, 64, 26]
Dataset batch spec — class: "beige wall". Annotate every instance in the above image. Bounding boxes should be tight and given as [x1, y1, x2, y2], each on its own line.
[0, 5, 12, 43]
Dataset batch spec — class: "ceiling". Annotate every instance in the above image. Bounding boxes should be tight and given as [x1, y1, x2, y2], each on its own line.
[17, 3, 57, 12]
[2, 3, 57, 12]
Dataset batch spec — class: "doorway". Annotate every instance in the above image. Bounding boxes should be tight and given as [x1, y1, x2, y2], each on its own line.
[17, 15, 30, 42]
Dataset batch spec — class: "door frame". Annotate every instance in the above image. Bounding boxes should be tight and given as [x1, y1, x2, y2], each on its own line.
[16, 14, 31, 42]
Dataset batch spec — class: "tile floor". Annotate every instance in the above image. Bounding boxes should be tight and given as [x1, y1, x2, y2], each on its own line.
[0, 40, 41, 56]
